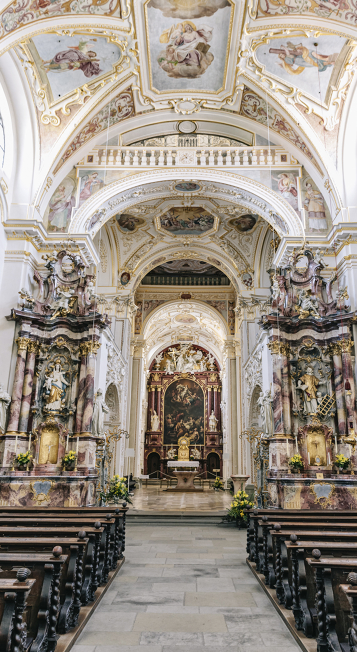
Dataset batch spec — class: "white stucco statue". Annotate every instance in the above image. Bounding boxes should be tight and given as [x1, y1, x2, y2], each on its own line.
[151, 409, 160, 431]
[0, 384, 11, 434]
[44, 362, 69, 411]
[92, 388, 109, 436]
[262, 390, 274, 437]
[208, 410, 218, 431]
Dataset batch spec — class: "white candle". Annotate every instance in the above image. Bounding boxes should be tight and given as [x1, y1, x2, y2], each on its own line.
[76, 436, 79, 458]
[28, 432, 31, 452]
[14, 435, 17, 456]
[286, 438, 289, 457]
[335, 435, 338, 451]
[308, 452, 310, 465]
[66, 434, 69, 452]
[327, 452, 331, 465]
[295, 435, 298, 453]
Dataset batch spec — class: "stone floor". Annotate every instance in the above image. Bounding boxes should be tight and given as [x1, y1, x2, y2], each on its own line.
[129, 486, 232, 513]
[74, 524, 301, 652]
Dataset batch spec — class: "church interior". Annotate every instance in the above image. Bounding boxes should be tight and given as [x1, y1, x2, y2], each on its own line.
[1, 0, 357, 650]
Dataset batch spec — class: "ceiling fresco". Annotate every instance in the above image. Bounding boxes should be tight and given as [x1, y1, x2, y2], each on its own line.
[0, 0, 121, 37]
[255, 0, 357, 23]
[27, 34, 122, 101]
[158, 206, 215, 235]
[146, 0, 233, 91]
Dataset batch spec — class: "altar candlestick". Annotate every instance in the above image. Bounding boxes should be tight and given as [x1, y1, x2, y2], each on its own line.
[308, 452, 310, 465]
[335, 435, 338, 451]
[28, 432, 31, 451]
[66, 434, 69, 452]
[295, 435, 298, 453]
[14, 435, 17, 456]
[286, 438, 289, 457]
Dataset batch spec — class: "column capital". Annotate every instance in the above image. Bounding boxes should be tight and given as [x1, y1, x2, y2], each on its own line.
[16, 337, 30, 351]
[328, 342, 341, 356]
[267, 340, 290, 357]
[27, 341, 39, 354]
[341, 339, 354, 353]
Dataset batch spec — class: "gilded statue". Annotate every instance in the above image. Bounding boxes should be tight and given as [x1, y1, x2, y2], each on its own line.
[44, 361, 69, 412]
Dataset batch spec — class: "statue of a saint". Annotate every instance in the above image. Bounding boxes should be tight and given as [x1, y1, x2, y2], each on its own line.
[297, 366, 320, 414]
[49, 286, 76, 319]
[44, 362, 69, 411]
[208, 410, 218, 432]
[151, 410, 160, 431]
[297, 289, 320, 318]
[92, 389, 109, 436]
[0, 384, 11, 434]
[262, 390, 274, 437]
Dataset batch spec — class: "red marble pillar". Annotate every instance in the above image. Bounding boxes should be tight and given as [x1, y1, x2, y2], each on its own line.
[150, 387, 156, 430]
[217, 387, 221, 430]
[213, 388, 218, 418]
[157, 387, 162, 429]
[75, 343, 88, 434]
[268, 342, 284, 434]
[147, 388, 152, 430]
[7, 337, 29, 433]
[331, 343, 346, 437]
[281, 346, 291, 434]
[18, 341, 38, 434]
[82, 341, 100, 434]
[207, 387, 212, 426]
[341, 340, 356, 431]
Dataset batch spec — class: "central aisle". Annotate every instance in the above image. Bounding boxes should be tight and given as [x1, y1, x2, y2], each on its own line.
[75, 524, 300, 652]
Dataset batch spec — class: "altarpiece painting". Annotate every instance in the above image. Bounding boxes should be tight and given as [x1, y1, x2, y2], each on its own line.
[164, 378, 205, 445]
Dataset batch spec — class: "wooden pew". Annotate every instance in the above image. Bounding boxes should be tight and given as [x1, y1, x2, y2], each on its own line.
[0, 535, 89, 633]
[306, 552, 357, 651]
[0, 547, 67, 652]
[0, 569, 36, 652]
[0, 518, 111, 584]
[340, 574, 357, 652]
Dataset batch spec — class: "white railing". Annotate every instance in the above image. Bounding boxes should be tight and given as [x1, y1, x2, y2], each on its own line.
[82, 146, 294, 168]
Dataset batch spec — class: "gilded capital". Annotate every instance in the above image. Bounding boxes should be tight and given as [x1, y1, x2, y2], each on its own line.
[27, 341, 39, 354]
[267, 340, 290, 356]
[328, 342, 341, 356]
[87, 341, 101, 356]
[340, 339, 354, 353]
[79, 342, 89, 357]
[16, 337, 30, 351]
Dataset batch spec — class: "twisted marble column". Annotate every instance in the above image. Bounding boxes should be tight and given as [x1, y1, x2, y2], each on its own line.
[75, 343, 88, 434]
[81, 341, 100, 435]
[18, 340, 38, 434]
[330, 342, 346, 437]
[7, 337, 29, 434]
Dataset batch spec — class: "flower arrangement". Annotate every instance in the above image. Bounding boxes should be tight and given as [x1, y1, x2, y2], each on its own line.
[16, 452, 32, 467]
[213, 477, 224, 491]
[335, 453, 349, 470]
[289, 454, 304, 471]
[62, 450, 76, 469]
[227, 490, 254, 523]
[100, 475, 132, 504]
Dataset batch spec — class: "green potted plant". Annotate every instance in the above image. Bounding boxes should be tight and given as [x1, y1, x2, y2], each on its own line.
[100, 475, 132, 505]
[335, 453, 350, 473]
[16, 452, 32, 471]
[288, 454, 304, 473]
[213, 477, 224, 491]
[227, 490, 254, 528]
[62, 450, 77, 471]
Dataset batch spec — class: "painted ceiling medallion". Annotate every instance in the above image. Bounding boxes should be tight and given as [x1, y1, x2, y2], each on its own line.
[156, 205, 217, 236]
[175, 314, 197, 323]
[135, 0, 241, 106]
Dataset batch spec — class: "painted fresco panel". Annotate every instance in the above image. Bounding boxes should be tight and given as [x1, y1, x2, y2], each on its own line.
[270, 169, 299, 213]
[160, 207, 214, 235]
[146, 0, 232, 91]
[164, 378, 204, 445]
[44, 167, 77, 232]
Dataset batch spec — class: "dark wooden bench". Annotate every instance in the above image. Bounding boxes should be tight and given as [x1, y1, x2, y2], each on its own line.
[0, 535, 89, 633]
[0, 570, 36, 652]
[0, 548, 66, 652]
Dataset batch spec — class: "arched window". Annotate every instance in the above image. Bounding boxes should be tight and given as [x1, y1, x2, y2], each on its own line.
[0, 112, 5, 169]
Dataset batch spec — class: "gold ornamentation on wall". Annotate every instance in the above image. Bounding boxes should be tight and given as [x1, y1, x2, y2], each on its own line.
[38, 422, 60, 465]
[30, 479, 54, 505]
[307, 426, 327, 466]
[341, 339, 354, 353]
[16, 337, 30, 351]
[267, 341, 290, 356]
[309, 482, 335, 508]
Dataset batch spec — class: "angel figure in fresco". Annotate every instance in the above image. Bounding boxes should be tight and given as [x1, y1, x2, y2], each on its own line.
[269, 42, 339, 75]
[41, 39, 103, 78]
[158, 22, 213, 78]
[47, 180, 75, 232]
[79, 172, 104, 203]
[272, 173, 298, 204]
[304, 182, 328, 231]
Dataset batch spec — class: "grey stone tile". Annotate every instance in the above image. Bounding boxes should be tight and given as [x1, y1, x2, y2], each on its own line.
[204, 632, 265, 647]
[151, 582, 196, 593]
[78, 633, 141, 646]
[140, 633, 204, 646]
[72, 646, 96, 652]
[82, 612, 136, 633]
[133, 613, 226, 633]
[196, 577, 235, 592]
[96, 603, 148, 613]
[94, 648, 162, 652]
[162, 566, 219, 577]
[146, 606, 200, 613]
[113, 592, 185, 606]
[162, 647, 239, 652]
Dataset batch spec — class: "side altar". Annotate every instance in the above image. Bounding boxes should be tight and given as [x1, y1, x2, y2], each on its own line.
[251, 248, 357, 509]
[0, 244, 109, 507]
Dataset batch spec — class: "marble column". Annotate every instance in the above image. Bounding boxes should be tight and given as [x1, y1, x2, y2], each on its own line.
[81, 341, 100, 435]
[156, 387, 162, 428]
[207, 386, 212, 426]
[213, 388, 218, 419]
[341, 339, 356, 431]
[75, 343, 88, 434]
[18, 340, 38, 434]
[281, 345, 291, 434]
[150, 387, 156, 429]
[268, 341, 284, 434]
[330, 343, 346, 437]
[217, 387, 221, 430]
[7, 337, 29, 433]
[147, 388, 152, 430]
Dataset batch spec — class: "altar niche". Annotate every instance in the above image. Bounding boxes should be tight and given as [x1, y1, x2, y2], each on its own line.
[144, 344, 223, 480]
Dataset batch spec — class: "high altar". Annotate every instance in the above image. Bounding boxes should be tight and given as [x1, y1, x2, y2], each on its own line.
[144, 344, 223, 479]
[0, 245, 106, 506]
[257, 248, 357, 509]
